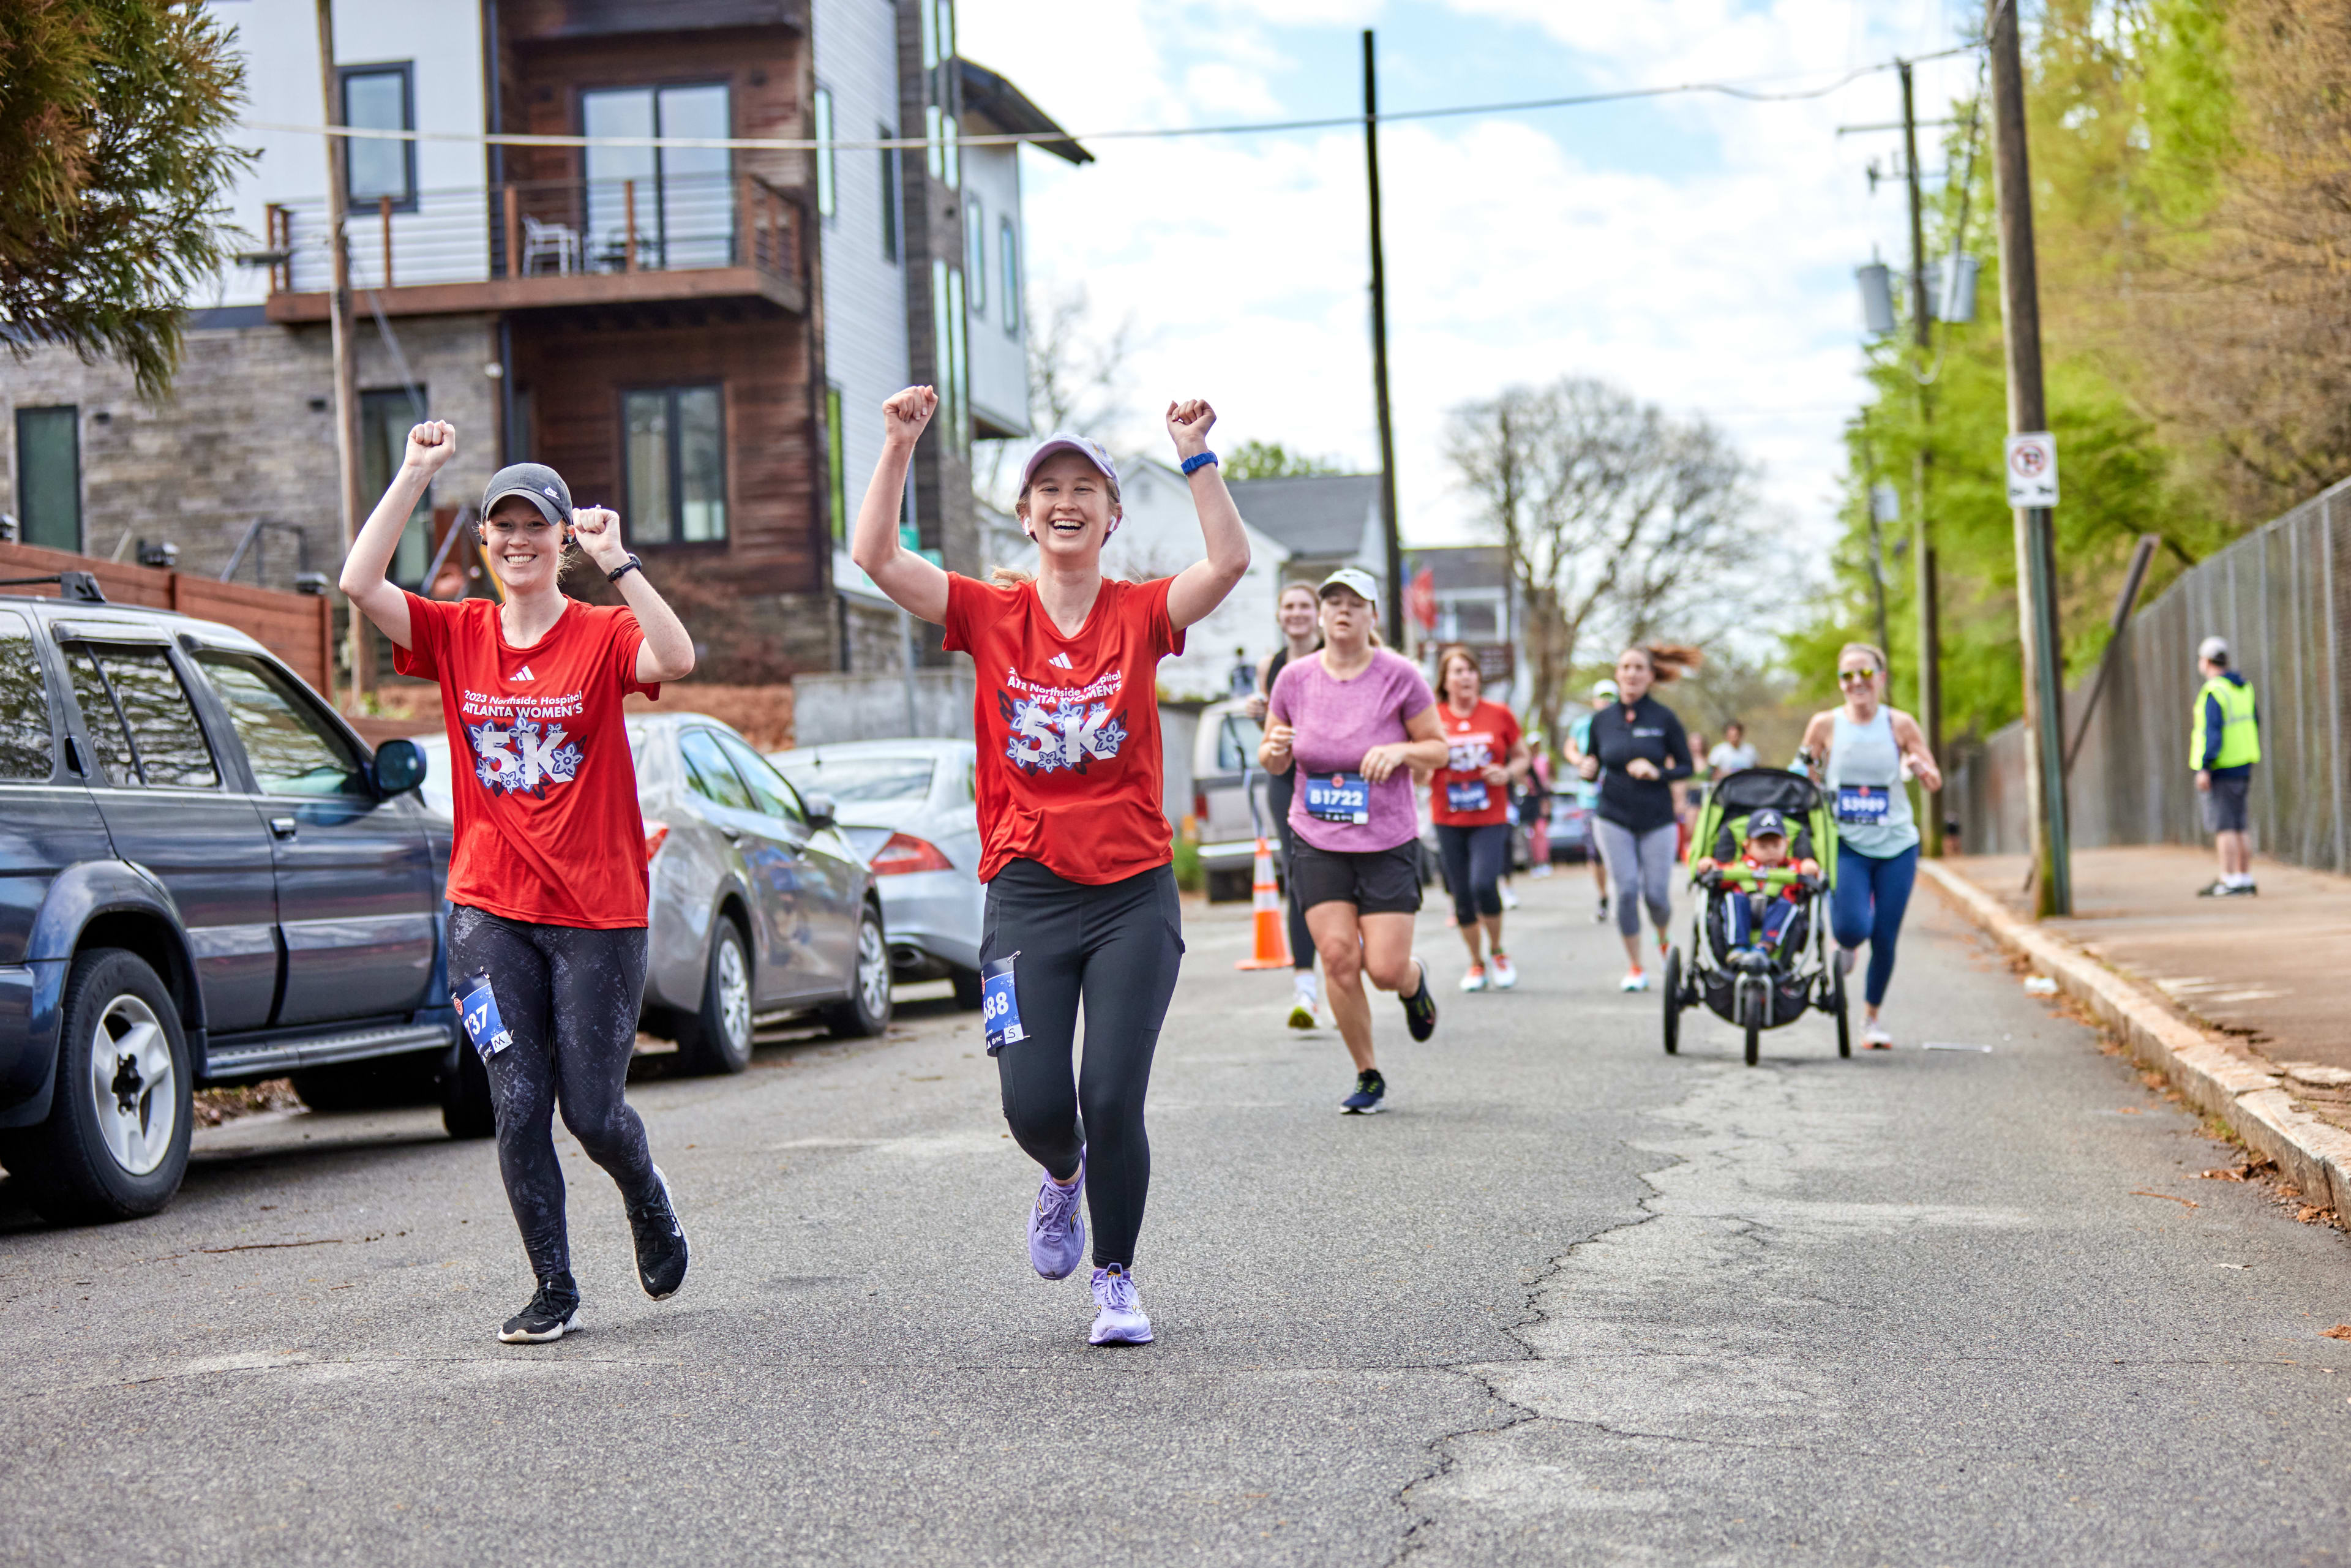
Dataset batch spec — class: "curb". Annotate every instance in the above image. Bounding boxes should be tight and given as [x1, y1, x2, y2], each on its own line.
[1921, 861, 2351, 1218]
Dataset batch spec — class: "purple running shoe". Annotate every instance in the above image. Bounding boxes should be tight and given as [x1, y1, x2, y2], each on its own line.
[1027, 1147, 1086, 1280]
[1089, 1266, 1153, 1345]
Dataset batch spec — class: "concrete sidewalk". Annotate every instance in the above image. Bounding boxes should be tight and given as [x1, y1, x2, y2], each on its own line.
[1932, 846, 2351, 1214]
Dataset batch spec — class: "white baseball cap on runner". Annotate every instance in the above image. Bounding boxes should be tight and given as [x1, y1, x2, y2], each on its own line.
[2198, 635, 2230, 664]
[1318, 566, 1380, 603]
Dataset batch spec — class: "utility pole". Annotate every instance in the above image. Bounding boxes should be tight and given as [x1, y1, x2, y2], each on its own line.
[1898, 59, 1944, 858]
[1987, 0, 2071, 915]
[1362, 29, 1405, 648]
[316, 0, 369, 703]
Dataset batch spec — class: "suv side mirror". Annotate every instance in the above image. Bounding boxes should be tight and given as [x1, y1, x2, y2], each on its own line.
[801, 790, 836, 831]
[373, 737, 427, 795]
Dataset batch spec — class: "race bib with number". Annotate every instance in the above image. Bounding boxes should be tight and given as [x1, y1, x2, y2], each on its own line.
[981, 953, 1026, 1056]
[456, 970, 513, 1060]
[1835, 784, 1891, 825]
[1305, 771, 1371, 824]
[1446, 779, 1493, 814]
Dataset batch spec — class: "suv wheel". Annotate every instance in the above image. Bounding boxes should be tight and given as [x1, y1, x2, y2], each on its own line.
[824, 904, 892, 1039]
[4, 948, 192, 1223]
[677, 919, 755, 1075]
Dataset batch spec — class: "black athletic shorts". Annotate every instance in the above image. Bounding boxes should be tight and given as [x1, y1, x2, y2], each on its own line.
[1288, 838, 1422, 916]
[2202, 767, 2251, 833]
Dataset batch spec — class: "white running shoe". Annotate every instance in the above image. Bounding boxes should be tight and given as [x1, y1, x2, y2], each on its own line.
[1499, 883, 1521, 911]
[1089, 1266, 1153, 1345]
[1489, 953, 1518, 989]
[1864, 1021, 1895, 1049]
[1460, 965, 1488, 993]
[1621, 968, 1649, 992]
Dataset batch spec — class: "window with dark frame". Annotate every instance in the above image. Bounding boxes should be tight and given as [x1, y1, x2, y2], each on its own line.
[813, 86, 836, 220]
[359, 387, 432, 584]
[879, 127, 901, 263]
[13, 406, 81, 552]
[1000, 219, 1021, 336]
[340, 63, 417, 211]
[623, 385, 727, 546]
[965, 193, 985, 313]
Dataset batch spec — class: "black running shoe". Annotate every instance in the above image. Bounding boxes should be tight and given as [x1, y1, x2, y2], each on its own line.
[628, 1165, 690, 1300]
[1341, 1068, 1386, 1114]
[498, 1276, 581, 1344]
[1400, 958, 1438, 1042]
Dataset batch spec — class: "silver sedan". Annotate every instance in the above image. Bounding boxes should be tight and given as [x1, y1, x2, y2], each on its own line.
[772, 738, 984, 1010]
[412, 713, 892, 1071]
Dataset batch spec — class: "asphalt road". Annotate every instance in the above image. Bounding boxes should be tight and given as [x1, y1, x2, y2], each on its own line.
[4, 871, 2349, 1566]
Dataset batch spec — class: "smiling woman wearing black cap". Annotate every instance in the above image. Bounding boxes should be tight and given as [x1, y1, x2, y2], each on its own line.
[850, 386, 1248, 1347]
[339, 421, 697, 1346]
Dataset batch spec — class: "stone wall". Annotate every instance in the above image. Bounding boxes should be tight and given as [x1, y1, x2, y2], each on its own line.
[1, 314, 501, 594]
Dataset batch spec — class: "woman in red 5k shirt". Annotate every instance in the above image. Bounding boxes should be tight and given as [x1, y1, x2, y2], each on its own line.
[341, 421, 696, 1346]
[850, 387, 1248, 1346]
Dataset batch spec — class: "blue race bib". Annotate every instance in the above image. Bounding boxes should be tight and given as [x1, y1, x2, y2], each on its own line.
[981, 953, 1026, 1056]
[1835, 784, 1890, 825]
[1305, 771, 1371, 825]
[456, 970, 513, 1060]
[1447, 779, 1492, 814]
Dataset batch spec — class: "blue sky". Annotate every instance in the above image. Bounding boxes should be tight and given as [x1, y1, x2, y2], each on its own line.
[960, 0, 1984, 552]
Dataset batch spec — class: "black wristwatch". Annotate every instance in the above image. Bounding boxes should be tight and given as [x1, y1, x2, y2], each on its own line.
[607, 553, 643, 583]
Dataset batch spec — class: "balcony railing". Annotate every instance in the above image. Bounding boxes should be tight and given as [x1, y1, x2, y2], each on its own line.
[262, 171, 802, 309]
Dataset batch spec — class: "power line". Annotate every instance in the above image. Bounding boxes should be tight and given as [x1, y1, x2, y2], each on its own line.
[234, 41, 1982, 156]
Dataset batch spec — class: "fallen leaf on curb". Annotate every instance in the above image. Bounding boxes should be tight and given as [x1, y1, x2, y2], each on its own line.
[2322, 1325, 2351, 1341]
[2197, 1167, 2249, 1182]
[2295, 1205, 2331, 1225]
[2129, 1189, 2200, 1209]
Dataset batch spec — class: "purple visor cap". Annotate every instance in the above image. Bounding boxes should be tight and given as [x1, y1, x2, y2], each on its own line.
[1020, 433, 1120, 492]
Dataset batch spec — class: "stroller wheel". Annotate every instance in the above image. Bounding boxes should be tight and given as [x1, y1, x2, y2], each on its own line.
[1744, 1016, 1761, 1068]
[1832, 963, 1851, 1058]
[1662, 947, 1682, 1056]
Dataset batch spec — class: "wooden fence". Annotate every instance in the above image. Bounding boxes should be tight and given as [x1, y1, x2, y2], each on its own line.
[0, 539, 334, 695]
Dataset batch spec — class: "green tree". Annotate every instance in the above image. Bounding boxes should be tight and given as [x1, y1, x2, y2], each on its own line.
[1222, 440, 1341, 481]
[0, 1, 250, 400]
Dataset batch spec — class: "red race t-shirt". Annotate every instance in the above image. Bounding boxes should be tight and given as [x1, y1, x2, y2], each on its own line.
[943, 573, 1185, 884]
[394, 593, 659, 928]
[1430, 698, 1521, 826]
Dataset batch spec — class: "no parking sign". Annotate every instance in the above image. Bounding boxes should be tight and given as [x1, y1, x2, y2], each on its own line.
[2005, 432, 2058, 507]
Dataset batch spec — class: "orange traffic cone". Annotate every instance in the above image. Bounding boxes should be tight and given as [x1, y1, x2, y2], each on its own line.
[1237, 836, 1293, 970]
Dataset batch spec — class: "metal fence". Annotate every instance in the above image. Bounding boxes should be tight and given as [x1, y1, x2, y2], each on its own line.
[1946, 478, 2350, 871]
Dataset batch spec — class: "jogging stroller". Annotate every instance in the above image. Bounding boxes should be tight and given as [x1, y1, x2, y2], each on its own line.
[1661, 767, 1850, 1065]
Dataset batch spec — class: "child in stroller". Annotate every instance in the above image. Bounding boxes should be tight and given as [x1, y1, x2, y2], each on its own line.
[1691, 808, 1823, 969]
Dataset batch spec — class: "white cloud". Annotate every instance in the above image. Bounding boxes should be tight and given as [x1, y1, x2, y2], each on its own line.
[960, 0, 1984, 566]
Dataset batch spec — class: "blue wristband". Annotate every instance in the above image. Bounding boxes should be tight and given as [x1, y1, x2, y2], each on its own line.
[1180, 450, 1218, 476]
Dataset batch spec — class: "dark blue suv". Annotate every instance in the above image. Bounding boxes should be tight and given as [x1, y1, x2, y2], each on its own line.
[0, 587, 469, 1223]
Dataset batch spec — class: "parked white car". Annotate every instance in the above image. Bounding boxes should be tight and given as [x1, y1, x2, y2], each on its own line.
[773, 739, 984, 1008]
[412, 713, 891, 1076]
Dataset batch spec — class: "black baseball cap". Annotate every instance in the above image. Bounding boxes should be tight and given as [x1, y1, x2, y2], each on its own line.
[482, 463, 573, 527]
[1747, 808, 1788, 839]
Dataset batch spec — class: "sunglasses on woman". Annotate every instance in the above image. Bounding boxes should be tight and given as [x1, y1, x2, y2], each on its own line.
[1838, 667, 1878, 684]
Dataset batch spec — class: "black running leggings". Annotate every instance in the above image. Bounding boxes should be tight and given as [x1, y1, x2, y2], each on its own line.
[1267, 768, 1314, 972]
[982, 860, 1183, 1272]
[1436, 820, 1510, 926]
[448, 905, 660, 1285]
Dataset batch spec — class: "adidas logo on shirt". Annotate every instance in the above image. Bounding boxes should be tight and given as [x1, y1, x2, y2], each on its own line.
[514, 665, 536, 681]
[1047, 652, 1075, 670]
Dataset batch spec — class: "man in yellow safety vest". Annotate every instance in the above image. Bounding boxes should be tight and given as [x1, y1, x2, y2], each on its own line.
[2191, 635, 2260, 896]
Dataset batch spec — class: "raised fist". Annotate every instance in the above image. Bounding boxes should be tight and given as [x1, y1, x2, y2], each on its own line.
[569, 506, 626, 569]
[883, 386, 938, 446]
[403, 420, 457, 476]
[1166, 399, 1216, 456]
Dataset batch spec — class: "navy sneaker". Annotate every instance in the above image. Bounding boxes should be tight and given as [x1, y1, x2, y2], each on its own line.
[628, 1166, 689, 1300]
[1027, 1147, 1086, 1280]
[1400, 959, 1438, 1042]
[498, 1275, 582, 1344]
[1341, 1068, 1386, 1114]
[1089, 1266, 1153, 1345]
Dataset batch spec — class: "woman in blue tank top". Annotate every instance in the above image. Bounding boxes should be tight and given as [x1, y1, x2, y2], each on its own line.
[1798, 642, 1941, 1048]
